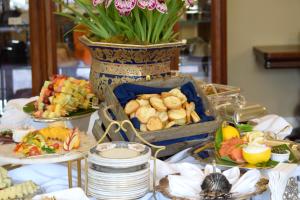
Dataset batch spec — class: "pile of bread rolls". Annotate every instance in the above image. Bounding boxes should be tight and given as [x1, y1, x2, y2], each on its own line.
[124, 88, 201, 132]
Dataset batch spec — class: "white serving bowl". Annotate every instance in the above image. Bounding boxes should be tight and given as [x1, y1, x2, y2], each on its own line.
[271, 150, 290, 163]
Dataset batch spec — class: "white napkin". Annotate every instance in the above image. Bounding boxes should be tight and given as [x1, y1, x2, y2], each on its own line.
[0, 97, 39, 129]
[174, 163, 204, 179]
[204, 164, 221, 176]
[168, 175, 202, 200]
[250, 114, 293, 139]
[231, 169, 261, 195]
[222, 167, 240, 185]
[150, 159, 177, 186]
[268, 163, 297, 200]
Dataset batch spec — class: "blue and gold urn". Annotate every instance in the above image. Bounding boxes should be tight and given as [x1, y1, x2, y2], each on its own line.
[80, 36, 184, 100]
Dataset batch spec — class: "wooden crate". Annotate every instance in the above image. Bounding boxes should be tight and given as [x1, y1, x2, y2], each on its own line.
[94, 75, 221, 157]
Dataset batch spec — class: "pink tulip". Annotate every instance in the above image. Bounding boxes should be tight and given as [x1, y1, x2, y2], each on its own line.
[115, 0, 137, 14]
[184, 0, 193, 6]
[137, 0, 156, 10]
[155, 0, 167, 13]
[92, 0, 105, 6]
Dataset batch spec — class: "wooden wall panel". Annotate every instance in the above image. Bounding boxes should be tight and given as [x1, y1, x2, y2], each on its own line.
[29, 0, 57, 95]
[211, 0, 227, 84]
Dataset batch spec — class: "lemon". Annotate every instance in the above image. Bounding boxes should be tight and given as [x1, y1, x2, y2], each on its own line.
[242, 145, 271, 165]
[222, 125, 240, 141]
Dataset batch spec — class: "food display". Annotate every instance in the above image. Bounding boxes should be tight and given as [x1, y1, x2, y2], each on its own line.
[32, 75, 94, 118]
[0, 167, 12, 190]
[124, 88, 201, 132]
[0, 181, 38, 200]
[215, 123, 272, 166]
[213, 123, 298, 167]
[14, 125, 81, 157]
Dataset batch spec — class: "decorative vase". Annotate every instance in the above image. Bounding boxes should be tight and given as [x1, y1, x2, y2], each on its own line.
[80, 36, 184, 100]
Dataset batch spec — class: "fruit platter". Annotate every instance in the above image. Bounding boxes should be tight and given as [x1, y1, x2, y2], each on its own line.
[191, 122, 299, 169]
[0, 123, 96, 164]
[23, 75, 96, 122]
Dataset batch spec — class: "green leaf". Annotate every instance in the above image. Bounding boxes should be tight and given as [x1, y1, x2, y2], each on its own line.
[95, 6, 118, 34]
[236, 124, 253, 132]
[215, 153, 238, 166]
[151, 12, 163, 43]
[115, 21, 138, 39]
[23, 101, 96, 118]
[255, 160, 278, 168]
[214, 127, 223, 151]
[146, 10, 153, 42]
[75, 0, 111, 38]
[219, 156, 237, 164]
[42, 146, 56, 154]
[133, 8, 145, 42]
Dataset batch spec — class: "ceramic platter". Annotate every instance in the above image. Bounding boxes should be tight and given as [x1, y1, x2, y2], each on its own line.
[23, 101, 97, 122]
[189, 147, 274, 170]
[0, 133, 96, 165]
[87, 141, 151, 200]
[88, 142, 151, 168]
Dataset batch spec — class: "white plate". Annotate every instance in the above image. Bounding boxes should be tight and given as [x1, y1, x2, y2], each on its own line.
[88, 178, 149, 187]
[88, 175, 149, 184]
[88, 142, 151, 168]
[88, 167, 149, 178]
[88, 183, 149, 193]
[33, 187, 89, 200]
[88, 187, 148, 199]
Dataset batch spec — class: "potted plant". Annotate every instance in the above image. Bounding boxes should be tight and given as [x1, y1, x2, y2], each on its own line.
[55, 0, 192, 100]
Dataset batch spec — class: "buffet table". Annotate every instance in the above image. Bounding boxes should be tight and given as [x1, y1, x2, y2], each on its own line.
[1, 97, 299, 200]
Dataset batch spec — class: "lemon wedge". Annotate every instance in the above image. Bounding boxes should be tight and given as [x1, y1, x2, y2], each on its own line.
[222, 125, 240, 141]
[242, 144, 271, 165]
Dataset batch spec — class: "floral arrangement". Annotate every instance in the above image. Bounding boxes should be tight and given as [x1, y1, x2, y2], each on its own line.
[55, 0, 193, 44]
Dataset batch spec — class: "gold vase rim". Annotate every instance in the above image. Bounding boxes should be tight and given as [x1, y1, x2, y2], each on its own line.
[79, 35, 186, 49]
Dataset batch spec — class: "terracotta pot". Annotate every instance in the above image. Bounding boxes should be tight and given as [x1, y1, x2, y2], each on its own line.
[80, 36, 184, 100]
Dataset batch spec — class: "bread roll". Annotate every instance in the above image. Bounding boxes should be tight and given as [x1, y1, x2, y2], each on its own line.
[124, 100, 140, 115]
[136, 106, 156, 123]
[168, 108, 187, 120]
[150, 97, 167, 112]
[146, 117, 163, 131]
[163, 96, 182, 109]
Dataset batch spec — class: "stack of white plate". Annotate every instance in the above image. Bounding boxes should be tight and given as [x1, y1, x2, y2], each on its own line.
[87, 142, 151, 200]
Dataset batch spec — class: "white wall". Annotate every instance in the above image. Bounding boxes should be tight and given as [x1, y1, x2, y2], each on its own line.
[227, 0, 300, 121]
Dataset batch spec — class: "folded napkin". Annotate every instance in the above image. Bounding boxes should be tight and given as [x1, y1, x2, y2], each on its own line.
[151, 159, 177, 186]
[222, 167, 240, 185]
[0, 97, 38, 130]
[168, 175, 202, 200]
[204, 164, 221, 176]
[250, 114, 293, 139]
[268, 163, 297, 200]
[175, 163, 204, 179]
[231, 169, 261, 195]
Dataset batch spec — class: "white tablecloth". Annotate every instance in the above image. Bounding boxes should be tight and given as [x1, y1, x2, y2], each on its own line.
[1, 98, 299, 200]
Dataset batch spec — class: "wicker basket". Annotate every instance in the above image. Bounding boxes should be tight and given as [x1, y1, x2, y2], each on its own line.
[92, 76, 221, 157]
